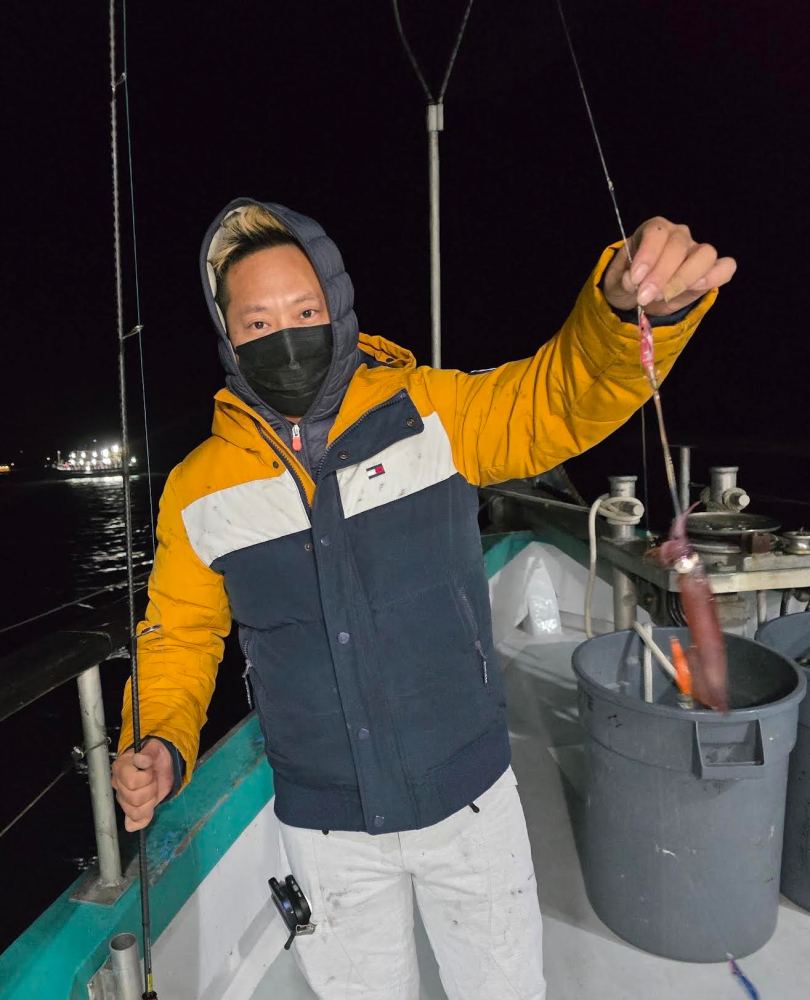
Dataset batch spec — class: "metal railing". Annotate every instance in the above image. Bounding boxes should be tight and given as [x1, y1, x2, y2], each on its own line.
[1, 588, 146, 896]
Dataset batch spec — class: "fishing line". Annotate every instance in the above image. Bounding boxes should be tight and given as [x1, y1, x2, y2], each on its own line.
[640, 404, 650, 534]
[554, 0, 683, 522]
[554, 0, 632, 261]
[121, 0, 156, 561]
[109, 0, 157, 995]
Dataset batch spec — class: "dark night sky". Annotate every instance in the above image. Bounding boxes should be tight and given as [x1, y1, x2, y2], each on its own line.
[3, 1, 810, 508]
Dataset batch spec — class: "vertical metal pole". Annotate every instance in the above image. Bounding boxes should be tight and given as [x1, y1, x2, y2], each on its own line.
[642, 622, 653, 703]
[427, 101, 444, 369]
[756, 590, 768, 628]
[679, 446, 691, 514]
[77, 665, 122, 886]
[608, 476, 638, 542]
[110, 933, 143, 1000]
[710, 466, 739, 505]
[608, 475, 639, 631]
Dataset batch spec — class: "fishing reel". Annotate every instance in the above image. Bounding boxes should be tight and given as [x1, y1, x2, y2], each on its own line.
[268, 875, 316, 950]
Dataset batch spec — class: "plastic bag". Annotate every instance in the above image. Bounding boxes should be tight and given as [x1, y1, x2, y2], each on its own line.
[523, 559, 562, 636]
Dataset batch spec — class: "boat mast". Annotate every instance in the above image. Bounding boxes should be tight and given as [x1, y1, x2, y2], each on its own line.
[427, 100, 443, 369]
[392, 0, 475, 369]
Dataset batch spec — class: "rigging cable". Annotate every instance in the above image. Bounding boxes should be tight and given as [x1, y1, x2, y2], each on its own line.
[0, 575, 149, 637]
[555, 0, 683, 522]
[109, 1, 157, 996]
[391, 0, 432, 101]
[0, 761, 74, 840]
[0, 738, 110, 840]
[438, 0, 476, 101]
[391, 0, 475, 103]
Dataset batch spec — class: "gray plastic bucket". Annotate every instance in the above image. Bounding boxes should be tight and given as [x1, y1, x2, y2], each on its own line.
[572, 627, 805, 962]
[756, 611, 810, 910]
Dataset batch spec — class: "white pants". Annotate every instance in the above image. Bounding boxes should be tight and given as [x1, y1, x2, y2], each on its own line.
[278, 767, 546, 1000]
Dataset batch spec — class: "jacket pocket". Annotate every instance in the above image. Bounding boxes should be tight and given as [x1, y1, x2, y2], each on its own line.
[456, 586, 489, 686]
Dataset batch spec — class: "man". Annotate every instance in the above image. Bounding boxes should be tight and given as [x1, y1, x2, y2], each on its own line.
[112, 199, 735, 999]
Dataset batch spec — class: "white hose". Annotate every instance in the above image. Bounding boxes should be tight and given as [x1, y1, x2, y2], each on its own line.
[642, 622, 654, 702]
[632, 622, 677, 680]
[584, 493, 646, 638]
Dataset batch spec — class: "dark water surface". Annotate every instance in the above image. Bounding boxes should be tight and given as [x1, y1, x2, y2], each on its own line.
[0, 474, 248, 951]
[0, 475, 158, 635]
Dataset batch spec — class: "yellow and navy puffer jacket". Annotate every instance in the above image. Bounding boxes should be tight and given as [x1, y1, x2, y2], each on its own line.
[119, 199, 715, 834]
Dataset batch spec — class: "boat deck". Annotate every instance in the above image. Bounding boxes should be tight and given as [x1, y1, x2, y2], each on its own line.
[253, 626, 810, 1000]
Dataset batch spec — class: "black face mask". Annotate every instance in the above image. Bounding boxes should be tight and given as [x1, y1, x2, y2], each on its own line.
[235, 324, 333, 417]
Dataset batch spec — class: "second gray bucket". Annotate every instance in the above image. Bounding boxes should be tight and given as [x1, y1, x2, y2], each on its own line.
[572, 627, 805, 962]
[756, 611, 810, 911]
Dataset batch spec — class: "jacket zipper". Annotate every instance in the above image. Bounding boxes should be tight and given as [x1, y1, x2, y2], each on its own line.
[239, 634, 254, 710]
[249, 390, 408, 499]
[291, 423, 302, 452]
[458, 586, 489, 685]
[253, 421, 313, 513]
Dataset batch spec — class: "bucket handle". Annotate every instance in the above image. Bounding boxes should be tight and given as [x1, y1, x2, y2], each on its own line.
[694, 718, 766, 780]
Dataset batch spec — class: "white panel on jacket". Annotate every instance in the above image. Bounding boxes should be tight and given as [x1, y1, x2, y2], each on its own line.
[337, 411, 459, 519]
[181, 472, 311, 566]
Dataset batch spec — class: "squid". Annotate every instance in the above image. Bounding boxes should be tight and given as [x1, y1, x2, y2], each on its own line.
[657, 508, 729, 713]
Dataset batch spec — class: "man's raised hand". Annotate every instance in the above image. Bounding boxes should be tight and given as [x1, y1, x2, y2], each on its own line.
[602, 217, 736, 316]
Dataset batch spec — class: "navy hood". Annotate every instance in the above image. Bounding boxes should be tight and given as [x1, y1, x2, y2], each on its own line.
[200, 198, 361, 465]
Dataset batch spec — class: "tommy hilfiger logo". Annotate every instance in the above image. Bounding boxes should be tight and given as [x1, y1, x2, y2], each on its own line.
[366, 463, 386, 479]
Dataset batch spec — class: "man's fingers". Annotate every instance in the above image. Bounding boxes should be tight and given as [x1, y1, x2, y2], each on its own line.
[696, 256, 737, 290]
[629, 218, 674, 285]
[122, 797, 157, 821]
[637, 227, 694, 306]
[115, 783, 158, 830]
[603, 216, 736, 313]
[650, 257, 738, 313]
[121, 782, 159, 809]
[621, 267, 636, 295]
[132, 750, 158, 770]
[662, 243, 718, 302]
[113, 763, 154, 792]
[124, 810, 154, 833]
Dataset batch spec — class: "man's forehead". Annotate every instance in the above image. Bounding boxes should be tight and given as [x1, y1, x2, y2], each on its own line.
[233, 245, 317, 279]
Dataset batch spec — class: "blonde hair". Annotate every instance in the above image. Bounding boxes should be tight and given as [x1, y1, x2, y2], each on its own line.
[209, 204, 298, 310]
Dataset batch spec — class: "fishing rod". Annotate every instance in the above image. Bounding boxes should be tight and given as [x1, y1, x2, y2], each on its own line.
[554, 0, 683, 523]
[109, 0, 158, 995]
